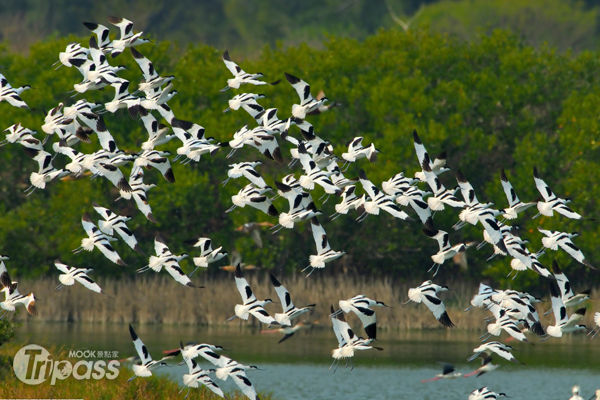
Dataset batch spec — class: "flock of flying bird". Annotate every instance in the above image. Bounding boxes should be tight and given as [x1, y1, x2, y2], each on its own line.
[0, 15, 598, 400]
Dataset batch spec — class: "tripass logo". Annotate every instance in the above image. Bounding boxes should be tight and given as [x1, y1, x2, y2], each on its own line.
[13, 344, 120, 385]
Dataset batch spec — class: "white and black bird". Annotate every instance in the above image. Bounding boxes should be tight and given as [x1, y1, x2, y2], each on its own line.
[329, 305, 383, 372]
[544, 282, 588, 339]
[215, 356, 261, 400]
[127, 324, 170, 381]
[92, 202, 143, 254]
[220, 50, 279, 92]
[403, 280, 454, 328]
[284, 72, 328, 119]
[394, 185, 432, 224]
[137, 235, 197, 288]
[533, 167, 589, 220]
[480, 302, 530, 343]
[412, 130, 450, 181]
[463, 356, 500, 378]
[224, 93, 265, 113]
[54, 260, 108, 295]
[73, 213, 127, 266]
[180, 348, 226, 400]
[223, 161, 269, 188]
[330, 185, 366, 220]
[589, 312, 600, 339]
[341, 137, 379, 171]
[467, 341, 521, 364]
[469, 387, 509, 400]
[226, 184, 278, 217]
[357, 169, 412, 222]
[421, 217, 468, 276]
[118, 170, 157, 223]
[229, 264, 279, 326]
[186, 237, 228, 276]
[296, 143, 342, 195]
[545, 260, 591, 313]
[0, 72, 30, 109]
[130, 48, 176, 94]
[331, 295, 389, 339]
[421, 362, 462, 382]
[272, 180, 321, 232]
[304, 217, 345, 277]
[0, 265, 37, 320]
[537, 228, 595, 269]
[133, 149, 175, 183]
[270, 274, 315, 326]
[499, 168, 535, 220]
[107, 16, 151, 58]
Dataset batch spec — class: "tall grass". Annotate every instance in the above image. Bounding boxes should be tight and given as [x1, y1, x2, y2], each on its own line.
[10, 275, 599, 330]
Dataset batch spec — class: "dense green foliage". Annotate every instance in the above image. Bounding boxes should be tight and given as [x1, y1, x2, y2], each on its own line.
[0, 316, 18, 378]
[0, 28, 599, 293]
[2, 0, 600, 55]
[416, 0, 600, 53]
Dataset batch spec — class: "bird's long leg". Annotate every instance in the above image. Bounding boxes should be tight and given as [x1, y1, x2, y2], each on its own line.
[400, 299, 412, 308]
[349, 358, 354, 371]
[55, 284, 64, 291]
[432, 264, 441, 277]
[487, 254, 498, 262]
[330, 212, 340, 220]
[183, 387, 191, 399]
[466, 353, 479, 362]
[42, 133, 50, 145]
[329, 309, 344, 317]
[321, 194, 331, 205]
[127, 374, 137, 382]
[226, 148, 237, 159]
[227, 315, 238, 322]
[136, 265, 151, 273]
[532, 212, 541, 219]
[222, 177, 231, 187]
[223, 107, 231, 113]
[270, 194, 281, 201]
[72, 246, 84, 254]
[329, 358, 339, 373]
[25, 186, 38, 197]
[225, 204, 237, 213]
[219, 86, 230, 92]
[188, 267, 200, 277]
[427, 263, 439, 273]
[356, 212, 367, 222]
[0, 140, 8, 146]
[288, 158, 298, 168]
[479, 332, 491, 342]
[271, 225, 284, 235]
[305, 268, 316, 278]
[0, 310, 8, 320]
[476, 241, 488, 250]
[512, 271, 518, 280]
[172, 154, 182, 162]
[590, 327, 600, 339]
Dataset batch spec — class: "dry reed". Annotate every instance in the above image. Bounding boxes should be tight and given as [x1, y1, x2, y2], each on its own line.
[11, 274, 599, 331]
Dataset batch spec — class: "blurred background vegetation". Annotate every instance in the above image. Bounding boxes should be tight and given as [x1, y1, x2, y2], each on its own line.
[0, 0, 599, 295]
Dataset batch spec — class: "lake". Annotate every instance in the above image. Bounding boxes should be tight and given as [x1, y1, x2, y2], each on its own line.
[15, 322, 600, 400]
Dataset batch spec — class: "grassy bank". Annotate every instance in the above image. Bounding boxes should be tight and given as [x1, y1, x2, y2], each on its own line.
[8, 275, 599, 330]
[0, 344, 275, 400]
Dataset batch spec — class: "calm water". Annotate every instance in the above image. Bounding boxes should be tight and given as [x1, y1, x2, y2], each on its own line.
[15, 323, 600, 400]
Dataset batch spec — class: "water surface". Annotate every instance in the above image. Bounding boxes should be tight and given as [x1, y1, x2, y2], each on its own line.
[16, 323, 600, 399]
